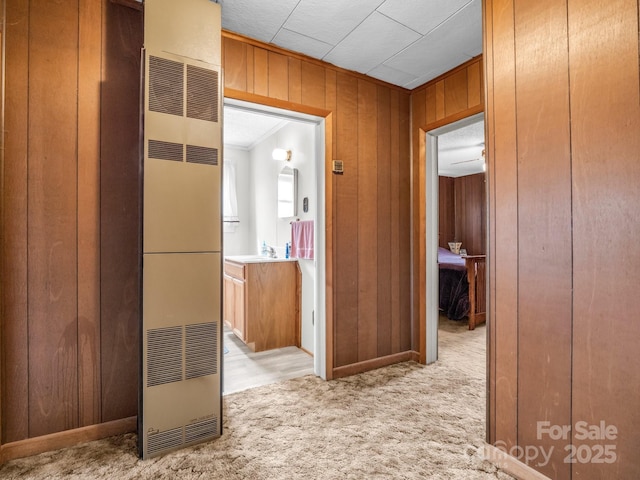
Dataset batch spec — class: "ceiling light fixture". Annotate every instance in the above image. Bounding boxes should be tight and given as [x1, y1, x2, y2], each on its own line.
[272, 148, 291, 161]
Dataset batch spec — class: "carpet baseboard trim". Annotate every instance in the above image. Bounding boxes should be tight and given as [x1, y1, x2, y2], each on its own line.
[0, 416, 137, 464]
[332, 351, 419, 379]
[483, 444, 551, 480]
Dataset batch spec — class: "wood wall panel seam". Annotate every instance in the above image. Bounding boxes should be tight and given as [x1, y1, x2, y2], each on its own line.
[3, 0, 31, 443]
[77, 0, 103, 429]
[356, 79, 378, 362]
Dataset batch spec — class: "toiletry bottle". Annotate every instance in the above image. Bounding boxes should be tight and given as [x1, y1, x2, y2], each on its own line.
[285, 242, 290, 259]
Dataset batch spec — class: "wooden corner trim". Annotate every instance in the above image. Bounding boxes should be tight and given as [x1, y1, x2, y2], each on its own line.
[331, 351, 418, 379]
[483, 444, 552, 480]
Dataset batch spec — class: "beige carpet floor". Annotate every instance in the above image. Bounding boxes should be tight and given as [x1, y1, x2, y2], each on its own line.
[0, 319, 512, 479]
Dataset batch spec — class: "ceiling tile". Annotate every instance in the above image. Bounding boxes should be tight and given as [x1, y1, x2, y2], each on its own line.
[272, 28, 334, 59]
[224, 107, 287, 150]
[367, 63, 418, 87]
[382, 0, 481, 79]
[284, 0, 386, 45]
[438, 117, 485, 177]
[377, 0, 472, 35]
[323, 12, 421, 74]
[220, 0, 301, 43]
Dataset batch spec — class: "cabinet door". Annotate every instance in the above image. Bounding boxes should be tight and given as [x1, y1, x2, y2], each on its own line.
[232, 278, 245, 340]
[223, 274, 235, 328]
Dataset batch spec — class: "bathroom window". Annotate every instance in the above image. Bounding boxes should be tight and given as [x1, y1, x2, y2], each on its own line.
[223, 159, 239, 232]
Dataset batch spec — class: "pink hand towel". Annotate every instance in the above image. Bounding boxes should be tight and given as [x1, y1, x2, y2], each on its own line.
[291, 220, 314, 260]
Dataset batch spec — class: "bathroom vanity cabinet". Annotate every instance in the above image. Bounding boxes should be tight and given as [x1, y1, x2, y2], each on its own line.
[223, 257, 300, 352]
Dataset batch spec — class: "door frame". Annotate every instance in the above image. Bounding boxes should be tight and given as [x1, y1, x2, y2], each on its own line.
[223, 90, 333, 380]
[420, 111, 485, 364]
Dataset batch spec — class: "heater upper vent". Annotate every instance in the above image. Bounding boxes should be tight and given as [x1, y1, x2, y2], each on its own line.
[148, 56, 184, 117]
[187, 65, 219, 123]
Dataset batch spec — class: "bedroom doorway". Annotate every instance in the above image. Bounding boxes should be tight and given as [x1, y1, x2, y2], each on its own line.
[425, 112, 486, 363]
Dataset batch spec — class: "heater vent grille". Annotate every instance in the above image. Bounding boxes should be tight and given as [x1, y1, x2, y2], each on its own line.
[186, 145, 218, 166]
[185, 418, 218, 444]
[185, 322, 218, 379]
[148, 140, 183, 162]
[187, 65, 219, 122]
[149, 56, 184, 117]
[147, 327, 183, 387]
[147, 427, 183, 456]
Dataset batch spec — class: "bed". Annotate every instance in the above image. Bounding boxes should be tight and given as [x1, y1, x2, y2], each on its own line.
[438, 247, 486, 330]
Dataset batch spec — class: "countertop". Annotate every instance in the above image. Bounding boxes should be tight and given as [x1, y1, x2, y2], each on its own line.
[224, 255, 298, 264]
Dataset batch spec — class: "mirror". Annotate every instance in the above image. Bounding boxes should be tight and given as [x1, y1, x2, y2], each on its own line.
[277, 166, 297, 218]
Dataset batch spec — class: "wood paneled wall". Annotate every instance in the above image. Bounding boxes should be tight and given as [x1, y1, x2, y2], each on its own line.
[454, 173, 486, 255]
[438, 176, 455, 249]
[485, 0, 640, 478]
[1, 0, 142, 453]
[439, 174, 486, 255]
[223, 32, 413, 376]
[411, 57, 484, 356]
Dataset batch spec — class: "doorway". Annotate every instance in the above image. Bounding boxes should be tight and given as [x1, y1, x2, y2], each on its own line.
[424, 112, 486, 363]
[221, 99, 327, 393]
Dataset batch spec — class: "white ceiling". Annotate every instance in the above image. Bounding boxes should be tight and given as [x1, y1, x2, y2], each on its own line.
[224, 108, 289, 150]
[437, 118, 485, 177]
[218, 0, 482, 90]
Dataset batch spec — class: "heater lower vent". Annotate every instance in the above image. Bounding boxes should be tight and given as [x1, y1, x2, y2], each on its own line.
[147, 427, 183, 457]
[147, 326, 183, 387]
[185, 322, 218, 379]
[186, 145, 218, 166]
[185, 417, 218, 444]
[148, 140, 183, 162]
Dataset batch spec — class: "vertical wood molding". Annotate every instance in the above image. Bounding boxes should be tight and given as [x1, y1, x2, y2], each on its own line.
[485, 0, 519, 452]
[78, 0, 103, 429]
[334, 72, 359, 368]
[376, 85, 392, 358]
[356, 79, 378, 362]
[3, 0, 30, 444]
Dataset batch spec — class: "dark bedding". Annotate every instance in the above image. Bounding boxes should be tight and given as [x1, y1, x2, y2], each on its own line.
[438, 247, 469, 320]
